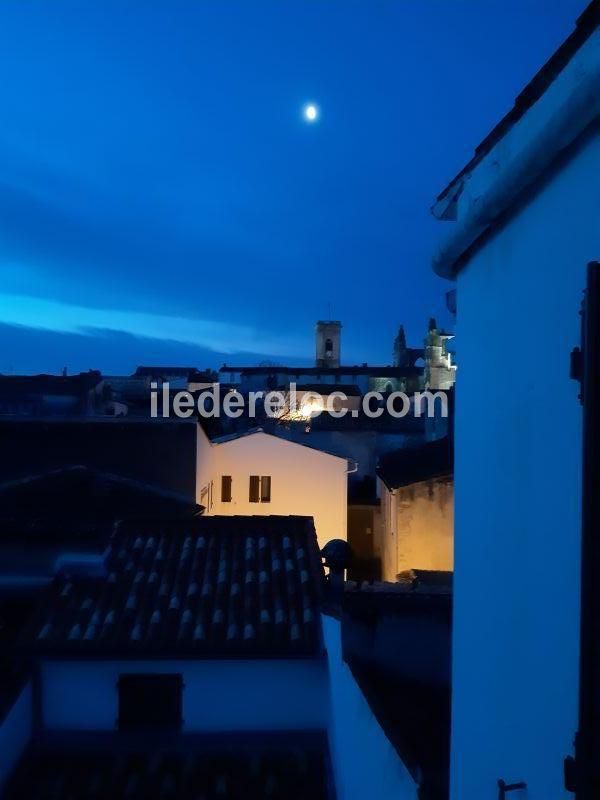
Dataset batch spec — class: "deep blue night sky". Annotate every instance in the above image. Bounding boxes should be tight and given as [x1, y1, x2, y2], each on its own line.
[0, 0, 585, 374]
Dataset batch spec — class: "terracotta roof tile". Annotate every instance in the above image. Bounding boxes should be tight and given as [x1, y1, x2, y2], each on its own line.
[23, 516, 324, 657]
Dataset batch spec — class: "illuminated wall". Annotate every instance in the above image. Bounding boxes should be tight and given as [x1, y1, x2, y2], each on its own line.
[198, 428, 348, 549]
[378, 476, 454, 581]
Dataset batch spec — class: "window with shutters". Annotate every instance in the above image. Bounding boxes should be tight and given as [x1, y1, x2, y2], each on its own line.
[118, 674, 183, 729]
[221, 475, 232, 503]
[249, 475, 271, 503]
[260, 475, 271, 503]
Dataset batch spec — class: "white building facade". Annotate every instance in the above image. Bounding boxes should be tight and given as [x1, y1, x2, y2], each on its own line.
[197, 427, 349, 550]
[431, 8, 600, 800]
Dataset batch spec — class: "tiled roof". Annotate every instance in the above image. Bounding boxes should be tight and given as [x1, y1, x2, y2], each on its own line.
[5, 734, 332, 800]
[23, 516, 323, 657]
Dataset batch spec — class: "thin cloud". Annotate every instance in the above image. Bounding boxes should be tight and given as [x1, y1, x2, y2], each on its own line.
[0, 292, 306, 358]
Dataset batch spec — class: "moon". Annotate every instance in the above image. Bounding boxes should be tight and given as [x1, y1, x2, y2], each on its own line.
[303, 103, 319, 123]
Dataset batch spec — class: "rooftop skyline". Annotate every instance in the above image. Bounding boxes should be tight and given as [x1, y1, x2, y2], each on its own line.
[0, 0, 585, 373]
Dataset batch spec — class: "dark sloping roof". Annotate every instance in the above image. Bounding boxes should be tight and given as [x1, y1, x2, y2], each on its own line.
[341, 587, 451, 799]
[377, 436, 453, 491]
[348, 665, 450, 800]
[209, 427, 264, 444]
[23, 516, 324, 657]
[436, 0, 600, 204]
[0, 418, 198, 498]
[0, 465, 199, 518]
[0, 466, 200, 553]
[5, 733, 332, 800]
[0, 371, 103, 396]
[134, 366, 195, 377]
[308, 409, 425, 434]
[133, 366, 215, 381]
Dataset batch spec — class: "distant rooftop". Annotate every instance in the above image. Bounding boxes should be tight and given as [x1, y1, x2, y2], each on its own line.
[308, 409, 425, 434]
[347, 570, 453, 596]
[133, 366, 215, 380]
[0, 417, 198, 499]
[0, 371, 103, 396]
[220, 364, 423, 377]
[0, 465, 199, 542]
[286, 383, 362, 397]
[377, 436, 453, 491]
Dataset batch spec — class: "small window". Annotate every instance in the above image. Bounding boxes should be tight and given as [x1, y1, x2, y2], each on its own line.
[260, 475, 271, 503]
[249, 475, 270, 503]
[118, 674, 183, 729]
[325, 337, 334, 355]
[221, 475, 232, 503]
[249, 475, 260, 503]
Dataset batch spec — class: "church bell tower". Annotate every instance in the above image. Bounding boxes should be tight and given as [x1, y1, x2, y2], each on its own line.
[315, 321, 342, 368]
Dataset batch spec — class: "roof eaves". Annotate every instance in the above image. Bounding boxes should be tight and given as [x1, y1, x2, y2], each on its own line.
[431, 2, 600, 278]
[378, 465, 453, 492]
[435, 1, 600, 207]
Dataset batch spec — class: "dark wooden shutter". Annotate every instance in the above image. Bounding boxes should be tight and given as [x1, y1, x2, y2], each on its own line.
[249, 475, 260, 503]
[260, 475, 271, 503]
[221, 475, 232, 503]
[118, 674, 183, 729]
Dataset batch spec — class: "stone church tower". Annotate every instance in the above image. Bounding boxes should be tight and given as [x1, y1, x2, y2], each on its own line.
[424, 318, 457, 390]
[315, 321, 341, 368]
[393, 325, 408, 367]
